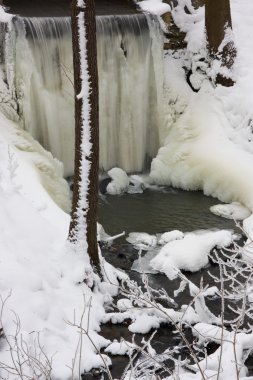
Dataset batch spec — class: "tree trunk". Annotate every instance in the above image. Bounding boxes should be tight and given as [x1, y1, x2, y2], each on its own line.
[69, 0, 100, 273]
[205, 0, 236, 86]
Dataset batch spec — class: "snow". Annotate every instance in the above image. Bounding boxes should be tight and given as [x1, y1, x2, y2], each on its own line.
[106, 0, 253, 377]
[0, 5, 13, 23]
[0, 112, 71, 214]
[151, 89, 253, 212]
[106, 167, 130, 195]
[0, 116, 117, 378]
[126, 232, 157, 250]
[105, 340, 135, 356]
[158, 230, 184, 244]
[191, 323, 253, 379]
[149, 0, 253, 224]
[2, 0, 253, 378]
[137, 0, 171, 17]
[104, 300, 199, 334]
[106, 170, 166, 194]
[210, 202, 251, 221]
[129, 229, 236, 277]
[151, 229, 234, 279]
[68, 4, 92, 254]
[130, 230, 185, 274]
[242, 214, 253, 261]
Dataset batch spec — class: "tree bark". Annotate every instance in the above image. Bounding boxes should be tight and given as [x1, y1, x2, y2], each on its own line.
[205, 0, 236, 86]
[69, 0, 100, 272]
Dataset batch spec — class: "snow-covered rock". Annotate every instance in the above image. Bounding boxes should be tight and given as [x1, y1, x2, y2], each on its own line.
[105, 340, 135, 356]
[210, 202, 251, 220]
[106, 167, 129, 195]
[158, 229, 184, 244]
[151, 229, 234, 279]
[126, 232, 157, 250]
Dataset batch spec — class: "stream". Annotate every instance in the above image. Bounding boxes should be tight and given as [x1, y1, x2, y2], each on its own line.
[96, 188, 251, 379]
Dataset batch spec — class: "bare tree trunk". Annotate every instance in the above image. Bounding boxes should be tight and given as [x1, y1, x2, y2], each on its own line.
[69, 0, 100, 273]
[205, 0, 236, 86]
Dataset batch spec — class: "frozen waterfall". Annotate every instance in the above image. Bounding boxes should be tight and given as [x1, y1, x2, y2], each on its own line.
[1, 14, 165, 177]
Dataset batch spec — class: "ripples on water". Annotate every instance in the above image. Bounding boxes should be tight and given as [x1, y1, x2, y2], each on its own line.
[98, 188, 237, 240]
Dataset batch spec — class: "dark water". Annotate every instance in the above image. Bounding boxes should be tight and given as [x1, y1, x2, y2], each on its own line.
[98, 188, 238, 240]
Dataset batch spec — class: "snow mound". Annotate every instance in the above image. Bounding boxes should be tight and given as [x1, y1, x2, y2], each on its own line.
[106, 167, 129, 195]
[210, 202, 251, 220]
[126, 232, 157, 250]
[137, 0, 171, 16]
[105, 340, 135, 356]
[151, 229, 234, 279]
[158, 230, 184, 244]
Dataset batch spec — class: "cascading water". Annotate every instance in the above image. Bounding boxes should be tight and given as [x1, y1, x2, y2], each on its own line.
[1, 14, 165, 177]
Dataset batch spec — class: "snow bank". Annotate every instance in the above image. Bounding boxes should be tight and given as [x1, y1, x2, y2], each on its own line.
[0, 83, 120, 379]
[0, 130, 109, 378]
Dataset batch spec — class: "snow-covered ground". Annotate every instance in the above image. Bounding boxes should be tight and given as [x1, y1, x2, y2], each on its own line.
[0, 84, 133, 378]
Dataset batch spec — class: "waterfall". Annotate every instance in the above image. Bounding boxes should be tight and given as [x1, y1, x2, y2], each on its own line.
[1, 14, 164, 177]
